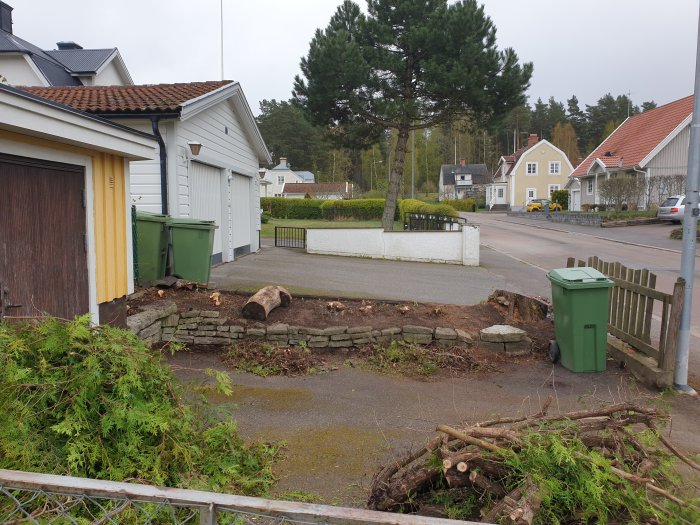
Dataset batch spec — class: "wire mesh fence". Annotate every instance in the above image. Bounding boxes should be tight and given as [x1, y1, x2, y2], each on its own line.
[0, 469, 480, 525]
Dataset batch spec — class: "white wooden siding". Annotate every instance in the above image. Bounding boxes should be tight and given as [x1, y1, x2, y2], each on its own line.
[189, 161, 223, 256]
[125, 120, 165, 214]
[647, 126, 690, 176]
[175, 99, 260, 259]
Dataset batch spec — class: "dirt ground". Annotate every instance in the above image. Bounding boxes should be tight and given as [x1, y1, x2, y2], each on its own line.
[136, 287, 698, 508]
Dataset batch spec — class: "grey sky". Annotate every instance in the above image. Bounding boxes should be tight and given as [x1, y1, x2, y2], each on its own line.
[11, 0, 699, 115]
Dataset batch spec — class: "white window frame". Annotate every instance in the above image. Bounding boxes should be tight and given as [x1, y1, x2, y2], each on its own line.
[497, 187, 504, 198]
[526, 162, 538, 176]
[277, 175, 285, 185]
[549, 161, 561, 175]
[587, 179, 594, 195]
[548, 184, 560, 198]
[526, 188, 536, 201]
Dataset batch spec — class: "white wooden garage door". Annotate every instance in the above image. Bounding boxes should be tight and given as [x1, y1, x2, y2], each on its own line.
[189, 161, 223, 258]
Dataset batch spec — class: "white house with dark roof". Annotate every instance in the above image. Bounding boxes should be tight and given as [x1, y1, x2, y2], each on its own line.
[26, 81, 272, 265]
[262, 157, 315, 197]
[438, 160, 490, 201]
[0, 2, 132, 86]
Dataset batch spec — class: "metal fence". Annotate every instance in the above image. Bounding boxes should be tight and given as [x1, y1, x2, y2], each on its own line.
[0, 469, 481, 525]
[403, 213, 465, 231]
[274, 227, 306, 248]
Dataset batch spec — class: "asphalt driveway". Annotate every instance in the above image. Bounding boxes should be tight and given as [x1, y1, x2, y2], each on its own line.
[211, 243, 550, 305]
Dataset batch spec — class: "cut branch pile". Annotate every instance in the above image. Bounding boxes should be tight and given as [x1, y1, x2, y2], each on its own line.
[368, 401, 699, 524]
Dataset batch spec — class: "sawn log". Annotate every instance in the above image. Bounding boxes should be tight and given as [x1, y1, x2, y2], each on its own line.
[242, 286, 292, 320]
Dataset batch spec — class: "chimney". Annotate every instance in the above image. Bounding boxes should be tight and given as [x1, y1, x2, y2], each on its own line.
[527, 133, 539, 147]
[459, 158, 466, 167]
[56, 41, 83, 50]
[279, 157, 288, 168]
[0, 2, 12, 34]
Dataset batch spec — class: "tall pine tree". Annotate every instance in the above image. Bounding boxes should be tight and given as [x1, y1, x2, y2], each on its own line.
[293, 0, 532, 229]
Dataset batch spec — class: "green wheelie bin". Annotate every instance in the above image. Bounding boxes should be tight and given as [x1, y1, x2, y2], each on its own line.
[134, 210, 169, 284]
[546, 267, 614, 372]
[168, 218, 218, 285]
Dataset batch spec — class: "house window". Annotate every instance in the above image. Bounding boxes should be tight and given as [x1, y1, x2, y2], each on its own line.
[278, 175, 285, 184]
[497, 188, 504, 198]
[527, 188, 536, 201]
[549, 161, 561, 175]
[548, 184, 560, 197]
[587, 179, 594, 195]
[526, 162, 538, 175]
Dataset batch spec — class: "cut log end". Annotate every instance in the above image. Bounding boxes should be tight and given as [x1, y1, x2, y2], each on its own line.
[242, 286, 293, 320]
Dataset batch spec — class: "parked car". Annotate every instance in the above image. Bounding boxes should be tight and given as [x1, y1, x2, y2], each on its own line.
[526, 199, 562, 213]
[657, 195, 685, 223]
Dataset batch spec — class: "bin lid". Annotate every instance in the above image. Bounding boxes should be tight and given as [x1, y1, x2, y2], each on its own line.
[547, 267, 614, 289]
[135, 210, 169, 223]
[169, 217, 219, 230]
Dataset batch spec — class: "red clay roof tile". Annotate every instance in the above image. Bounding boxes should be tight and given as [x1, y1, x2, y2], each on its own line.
[571, 95, 693, 177]
[19, 81, 232, 114]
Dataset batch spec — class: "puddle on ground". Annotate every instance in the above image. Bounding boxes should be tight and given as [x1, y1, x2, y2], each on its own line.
[204, 385, 315, 412]
[264, 425, 403, 504]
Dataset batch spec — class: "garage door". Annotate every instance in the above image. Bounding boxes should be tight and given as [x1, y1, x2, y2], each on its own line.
[189, 161, 223, 260]
[0, 153, 89, 320]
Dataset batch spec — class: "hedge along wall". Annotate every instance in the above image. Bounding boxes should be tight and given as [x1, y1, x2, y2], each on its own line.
[260, 197, 458, 222]
[398, 199, 459, 218]
[260, 197, 324, 219]
[321, 199, 385, 220]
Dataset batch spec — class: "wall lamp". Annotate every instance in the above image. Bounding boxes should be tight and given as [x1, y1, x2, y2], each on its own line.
[187, 141, 202, 156]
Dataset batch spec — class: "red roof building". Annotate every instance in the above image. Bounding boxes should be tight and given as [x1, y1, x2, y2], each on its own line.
[568, 96, 693, 210]
[282, 182, 353, 199]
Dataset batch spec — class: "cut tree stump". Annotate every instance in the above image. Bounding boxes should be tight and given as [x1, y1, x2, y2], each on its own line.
[241, 286, 292, 320]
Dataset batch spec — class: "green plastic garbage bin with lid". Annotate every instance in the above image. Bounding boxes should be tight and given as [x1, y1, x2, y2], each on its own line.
[168, 218, 218, 285]
[546, 267, 614, 372]
[134, 210, 169, 284]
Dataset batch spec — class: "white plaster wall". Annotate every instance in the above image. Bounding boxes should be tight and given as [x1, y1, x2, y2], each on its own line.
[92, 61, 126, 86]
[306, 227, 480, 266]
[306, 229, 384, 258]
[383, 231, 462, 263]
[0, 55, 46, 85]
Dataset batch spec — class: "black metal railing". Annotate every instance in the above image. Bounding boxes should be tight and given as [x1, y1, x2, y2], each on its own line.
[275, 226, 306, 248]
[403, 213, 465, 231]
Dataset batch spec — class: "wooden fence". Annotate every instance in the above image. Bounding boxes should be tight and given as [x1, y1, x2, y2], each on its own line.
[566, 256, 684, 372]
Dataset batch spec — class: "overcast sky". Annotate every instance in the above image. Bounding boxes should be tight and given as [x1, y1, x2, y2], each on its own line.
[11, 0, 700, 115]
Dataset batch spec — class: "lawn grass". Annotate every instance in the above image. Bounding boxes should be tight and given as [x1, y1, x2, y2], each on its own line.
[261, 218, 400, 238]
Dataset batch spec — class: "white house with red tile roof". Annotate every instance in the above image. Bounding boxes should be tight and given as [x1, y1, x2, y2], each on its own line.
[568, 95, 693, 211]
[487, 134, 573, 211]
[23, 81, 272, 264]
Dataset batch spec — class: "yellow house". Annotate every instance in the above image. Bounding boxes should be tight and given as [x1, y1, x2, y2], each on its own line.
[487, 134, 574, 211]
[0, 85, 157, 325]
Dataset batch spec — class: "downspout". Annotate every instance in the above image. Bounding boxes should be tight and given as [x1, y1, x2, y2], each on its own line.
[150, 116, 168, 215]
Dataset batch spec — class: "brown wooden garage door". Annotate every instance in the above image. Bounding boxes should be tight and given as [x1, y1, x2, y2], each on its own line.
[0, 153, 89, 320]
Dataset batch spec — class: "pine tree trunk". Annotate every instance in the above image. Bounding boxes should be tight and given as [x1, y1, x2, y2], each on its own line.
[382, 126, 410, 231]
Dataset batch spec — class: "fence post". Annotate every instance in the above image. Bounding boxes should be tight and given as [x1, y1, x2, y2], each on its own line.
[660, 277, 685, 371]
[200, 503, 216, 525]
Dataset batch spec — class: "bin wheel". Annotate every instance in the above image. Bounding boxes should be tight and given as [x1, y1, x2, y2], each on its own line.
[548, 340, 560, 363]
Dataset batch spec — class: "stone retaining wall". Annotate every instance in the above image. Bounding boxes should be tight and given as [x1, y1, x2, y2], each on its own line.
[127, 302, 474, 349]
[507, 211, 602, 226]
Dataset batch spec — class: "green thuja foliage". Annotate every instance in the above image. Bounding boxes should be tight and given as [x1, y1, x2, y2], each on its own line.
[502, 429, 699, 525]
[0, 316, 276, 495]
